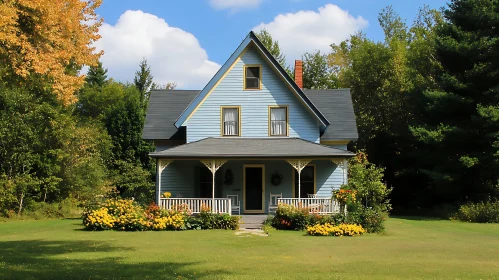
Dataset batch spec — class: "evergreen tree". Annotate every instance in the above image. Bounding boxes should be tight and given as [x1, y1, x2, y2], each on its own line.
[133, 58, 153, 105]
[85, 62, 108, 88]
[255, 29, 292, 76]
[411, 0, 499, 204]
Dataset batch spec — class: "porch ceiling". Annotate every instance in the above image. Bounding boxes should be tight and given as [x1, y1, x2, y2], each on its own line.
[149, 137, 354, 159]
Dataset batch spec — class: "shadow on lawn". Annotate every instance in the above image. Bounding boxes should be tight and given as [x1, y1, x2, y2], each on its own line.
[391, 215, 447, 221]
[0, 239, 230, 279]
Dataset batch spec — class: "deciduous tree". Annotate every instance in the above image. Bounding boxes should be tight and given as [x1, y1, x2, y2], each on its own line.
[0, 0, 103, 105]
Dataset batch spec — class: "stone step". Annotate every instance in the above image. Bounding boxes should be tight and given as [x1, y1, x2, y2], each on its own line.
[239, 223, 263, 229]
[239, 215, 268, 229]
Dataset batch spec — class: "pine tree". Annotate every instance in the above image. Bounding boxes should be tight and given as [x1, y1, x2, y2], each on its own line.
[411, 0, 499, 203]
[133, 58, 153, 105]
[85, 62, 108, 88]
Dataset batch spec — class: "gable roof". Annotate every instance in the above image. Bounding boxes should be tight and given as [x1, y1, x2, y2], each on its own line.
[174, 31, 329, 128]
[304, 89, 359, 140]
[142, 89, 358, 141]
[149, 137, 354, 158]
[142, 90, 198, 140]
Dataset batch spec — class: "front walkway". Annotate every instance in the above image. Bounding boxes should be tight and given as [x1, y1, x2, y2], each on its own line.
[239, 215, 267, 229]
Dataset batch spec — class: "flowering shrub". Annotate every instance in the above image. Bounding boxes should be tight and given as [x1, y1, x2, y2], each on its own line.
[151, 213, 185, 230]
[271, 204, 311, 230]
[83, 207, 116, 230]
[306, 223, 365, 236]
[104, 199, 143, 231]
[333, 189, 357, 204]
[82, 198, 239, 231]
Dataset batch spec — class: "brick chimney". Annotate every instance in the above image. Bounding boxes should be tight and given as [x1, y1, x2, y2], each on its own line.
[294, 60, 303, 89]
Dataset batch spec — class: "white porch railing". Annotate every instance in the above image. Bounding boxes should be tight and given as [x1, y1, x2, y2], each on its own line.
[277, 198, 342, 214]
[159, 198, 232, 215]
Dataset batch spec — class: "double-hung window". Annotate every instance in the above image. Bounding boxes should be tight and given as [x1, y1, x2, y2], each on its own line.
[244, 65, 261, 90]
[221, 107, 240, 136]
[269, 106, 288, 136]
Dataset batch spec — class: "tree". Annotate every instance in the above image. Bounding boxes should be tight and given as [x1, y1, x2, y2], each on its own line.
[302, 50, 338, 89]
[103, 84, 154, 203]
[0, 0, 103, 105]
[410, 0, 499, 204]
[134, 58, 154, 105]
[85, 62, 108, 89]
[77, 82, 125, 119]
[255, 29, 292, 75]
[328, 6, 444, 211]
[151, 82, 177, 91]
[0, 85, 111, 214]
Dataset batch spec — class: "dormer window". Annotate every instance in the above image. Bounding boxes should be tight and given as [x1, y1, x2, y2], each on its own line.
[244, 65, 261, 90]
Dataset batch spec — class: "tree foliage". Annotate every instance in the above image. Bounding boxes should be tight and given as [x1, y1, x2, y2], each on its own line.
[302, 50, 338, 89]
[0, 0, 103, 105]
[86, 62, 108, 89]
[134, 58, 154, 105]
[410, 0, 499, 204]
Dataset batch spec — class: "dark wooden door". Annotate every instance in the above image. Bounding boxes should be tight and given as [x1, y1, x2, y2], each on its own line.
[245, 167, 263, 211]
[199, 167, 212, 198]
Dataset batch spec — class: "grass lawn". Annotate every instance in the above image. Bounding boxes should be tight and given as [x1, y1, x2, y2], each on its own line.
[0, 218, 498, 279]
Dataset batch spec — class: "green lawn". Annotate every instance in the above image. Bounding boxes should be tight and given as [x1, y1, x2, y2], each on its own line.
[0, 218, 498, 279]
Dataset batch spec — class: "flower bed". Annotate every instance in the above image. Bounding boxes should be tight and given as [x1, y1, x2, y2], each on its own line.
[82, 198, 239, 231]
[306, 223, 365, 236]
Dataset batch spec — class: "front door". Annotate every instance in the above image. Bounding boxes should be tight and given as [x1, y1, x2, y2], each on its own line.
[244, 165, 264, 213]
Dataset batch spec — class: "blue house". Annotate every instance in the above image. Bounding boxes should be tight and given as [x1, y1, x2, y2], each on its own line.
[142, 31, 358, 215]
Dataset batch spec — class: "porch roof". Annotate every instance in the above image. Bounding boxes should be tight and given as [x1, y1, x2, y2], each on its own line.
[149, 137, 354, 159]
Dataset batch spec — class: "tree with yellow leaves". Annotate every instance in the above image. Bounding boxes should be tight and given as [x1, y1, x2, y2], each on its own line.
[0, 0, 103, 105]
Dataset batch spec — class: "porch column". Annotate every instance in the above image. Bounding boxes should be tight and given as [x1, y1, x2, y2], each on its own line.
[286, 159, 311, 199]
[200, 159, 227, 212]
[157, 159, 173, 206]
[332, 158, 347, 185]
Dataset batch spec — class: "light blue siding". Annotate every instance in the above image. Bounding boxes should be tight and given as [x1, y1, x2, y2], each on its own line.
[159, 160, 197, 197]
[313, 160, 344, 197]
[184, 46, 320, 143]
[158, 159, 345, 213]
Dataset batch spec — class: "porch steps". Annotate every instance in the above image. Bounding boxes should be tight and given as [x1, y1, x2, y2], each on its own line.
[239, 215, 268, 229]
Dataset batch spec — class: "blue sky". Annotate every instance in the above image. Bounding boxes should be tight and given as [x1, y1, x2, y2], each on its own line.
[94, 0, 448, 89]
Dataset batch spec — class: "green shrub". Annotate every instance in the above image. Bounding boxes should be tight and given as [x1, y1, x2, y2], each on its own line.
[186, 211, 239, 230]
[25, 198, 82, 219]
[359, 208, 386, 233]
[455, 201, 499, 223]
[271, 204, 310, 230]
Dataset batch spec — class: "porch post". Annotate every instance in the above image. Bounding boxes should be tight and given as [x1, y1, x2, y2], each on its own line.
[200, 159, 227, 212]
[157, 159, 173, 206]
[286, 159, 311, 199]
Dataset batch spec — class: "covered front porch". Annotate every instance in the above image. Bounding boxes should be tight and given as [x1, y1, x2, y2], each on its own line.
[150, 138, 353, 215]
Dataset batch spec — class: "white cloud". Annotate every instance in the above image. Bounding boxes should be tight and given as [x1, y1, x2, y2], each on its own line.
[94, 10, 220, 89]
[209, 0, 263, 12]
[253, 4, 368, 64]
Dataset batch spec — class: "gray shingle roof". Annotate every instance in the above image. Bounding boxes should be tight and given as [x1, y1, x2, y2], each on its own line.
[303, 89, 359, 140]
[142, 90, 199, 140]
[149, 137, 354, 158]
[142, 89, 358, 141]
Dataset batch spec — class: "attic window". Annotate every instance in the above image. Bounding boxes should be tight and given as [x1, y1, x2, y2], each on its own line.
[244, 65, 261, 90]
